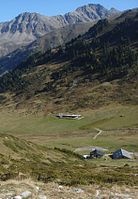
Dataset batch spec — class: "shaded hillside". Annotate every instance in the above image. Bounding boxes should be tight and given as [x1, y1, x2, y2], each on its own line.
[0, 9, 137, 112]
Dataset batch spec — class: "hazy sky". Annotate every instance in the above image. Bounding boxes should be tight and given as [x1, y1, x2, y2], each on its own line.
[0, 0, 137, 22]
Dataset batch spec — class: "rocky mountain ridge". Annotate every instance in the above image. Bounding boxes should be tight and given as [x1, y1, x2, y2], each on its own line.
[0, 4, 120, 57]
[0, 22, 95, 75]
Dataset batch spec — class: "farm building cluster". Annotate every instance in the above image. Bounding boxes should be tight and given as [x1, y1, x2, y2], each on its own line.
[83, 148, 134, 160]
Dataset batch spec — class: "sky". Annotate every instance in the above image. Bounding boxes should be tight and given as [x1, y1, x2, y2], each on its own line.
[0, 0, 138, 22]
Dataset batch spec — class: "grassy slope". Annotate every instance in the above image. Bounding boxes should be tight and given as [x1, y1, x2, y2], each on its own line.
[0, 132, 138, 186]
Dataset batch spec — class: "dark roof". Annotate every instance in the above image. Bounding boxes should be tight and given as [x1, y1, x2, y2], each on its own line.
[113, 148, 132, 159]
[90, 149, 105, 155]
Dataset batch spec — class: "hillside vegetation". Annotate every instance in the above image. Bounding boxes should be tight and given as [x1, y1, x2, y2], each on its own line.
[0, 133, 138, 186]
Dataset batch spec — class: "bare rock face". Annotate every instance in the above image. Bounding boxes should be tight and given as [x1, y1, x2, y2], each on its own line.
[0, 13, 62, 57]
[0, 4, 120, 57]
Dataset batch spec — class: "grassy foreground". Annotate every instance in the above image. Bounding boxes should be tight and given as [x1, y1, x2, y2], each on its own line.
[0, 133, 138, 186]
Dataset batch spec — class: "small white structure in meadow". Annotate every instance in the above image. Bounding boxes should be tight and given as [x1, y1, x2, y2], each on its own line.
[56, 113, 83, 120]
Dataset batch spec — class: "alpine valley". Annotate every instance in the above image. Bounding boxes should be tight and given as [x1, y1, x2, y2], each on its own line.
[0, 3, 138, 199]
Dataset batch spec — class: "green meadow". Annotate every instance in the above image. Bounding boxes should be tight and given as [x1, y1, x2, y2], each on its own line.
[0, 104, 138, 152]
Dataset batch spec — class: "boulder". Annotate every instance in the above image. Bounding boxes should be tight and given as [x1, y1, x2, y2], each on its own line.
[72, 188, 84, 193]
[20, 191, 32, 198]
[38, 195, 47, 199]
[12, 196, 22, 199]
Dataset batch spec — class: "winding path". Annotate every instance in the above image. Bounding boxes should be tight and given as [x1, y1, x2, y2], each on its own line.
[74, 128, 105, 153]
[93, 128, 103, 140]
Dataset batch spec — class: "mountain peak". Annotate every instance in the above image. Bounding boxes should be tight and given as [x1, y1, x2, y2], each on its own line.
[75, 3, 108, 12]
[64, 3, 120, 24]
[109, 7, 120, 14]
[14, 12, 47, 24]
